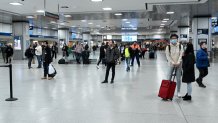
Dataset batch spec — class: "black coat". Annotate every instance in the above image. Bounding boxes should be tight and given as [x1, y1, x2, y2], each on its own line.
[25, 48, 34, 58]
[42, 46, 52, 64]
[182, 53, 195, 83]
[6, 47, 13, 57]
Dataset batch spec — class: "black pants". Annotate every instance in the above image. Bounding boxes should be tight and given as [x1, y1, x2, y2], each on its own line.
[43, 62, 49, 77]
[104, 63, 116, 81]
[197, 68, 208, 83]
[97, 57, 106, 66]
[28, 57, 33, 68]
[2, 53, 6, 62]
[6, 55, 12, 63]
[52, 51, 57, 59]
[131, 54, 140, 66]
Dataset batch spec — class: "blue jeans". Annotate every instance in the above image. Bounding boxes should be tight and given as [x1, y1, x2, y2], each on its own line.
[187, 83, 192, 95]
[168, 66, 182, 93]
[36, 55, 42, 68]
[126, 57, 130, 70]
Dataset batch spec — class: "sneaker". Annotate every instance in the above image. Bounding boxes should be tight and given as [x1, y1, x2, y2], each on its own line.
[96, 66, 99, 69]
[182, 93, 188, 99]
[199, 83, 206, 88]
[183, 95, 192, 101]
[101, 81, 108, 84]
[177, 92, 182, 98]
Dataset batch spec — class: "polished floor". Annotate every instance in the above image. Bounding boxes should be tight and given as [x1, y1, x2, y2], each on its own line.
[0, 52, 217, 123]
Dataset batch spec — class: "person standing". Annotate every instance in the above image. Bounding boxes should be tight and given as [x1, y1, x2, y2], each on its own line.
[124, 44, 132, 72]
[75, 42, 83, 64]
[182, 43, 195, 101]
[25, 45, 34, 69]
[97, 43, 106, 69]
[102, 40, 120, 84]
[1, 44, 7, 63]
[131, 41, 141, 67]
[92, 45, 97, 56]
[35, 42, 42, 68]
[51, 42, 58, 60]
[196, 42, 209, 88]
[165, 34, 184, 98]
[6, 44, 13, 64]
[41, 41, 52, 80]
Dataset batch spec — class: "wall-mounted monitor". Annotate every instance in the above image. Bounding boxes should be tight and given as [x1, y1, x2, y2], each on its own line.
[122, 35, 137, 42]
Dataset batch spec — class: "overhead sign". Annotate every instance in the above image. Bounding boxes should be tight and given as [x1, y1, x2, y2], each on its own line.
[44, 11, 59, 20]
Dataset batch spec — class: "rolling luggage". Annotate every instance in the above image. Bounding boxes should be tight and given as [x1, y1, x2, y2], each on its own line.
[58, 58, 65, 64]
[158, 68, 177, 100]
[149, 51, 155, 59]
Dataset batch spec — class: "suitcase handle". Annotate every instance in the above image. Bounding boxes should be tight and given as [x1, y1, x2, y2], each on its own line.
[170, 67, 177, 82]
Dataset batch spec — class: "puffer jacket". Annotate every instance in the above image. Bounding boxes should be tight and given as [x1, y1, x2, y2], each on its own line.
[105, 47, 120, 64]
[196, 48, 209, 68]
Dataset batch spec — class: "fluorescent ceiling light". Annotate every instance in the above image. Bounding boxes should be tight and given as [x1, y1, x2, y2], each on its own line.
[36, 10, 45, 13]
[88, 23, 93, 25]
[96, 25, 101, 27]
[101, 27, 105, 28]
[81, 20, 87, 22]
[50, 21, 56, 24]
[167, 12, 174, 14]
[161, 24, 165, 25]
[122, 19, 128, 21]
[44, 27, 48, 29]
[103, 7, 112, 11]
[52, 28, 57, 30]
[115, 13, 122, 16]
[162, 21, 168, 23]
[125, 22, 130, 24]
[71, 26, 76, 27]
[26, 16, 34, 19]
[9, 2, 23, 6]
[60, 23, 65, 25]
[91, 0, 103, 2]
[64, 15, 71, 17]
[160, 26, 164, 28]
[163, 18, 170, 21]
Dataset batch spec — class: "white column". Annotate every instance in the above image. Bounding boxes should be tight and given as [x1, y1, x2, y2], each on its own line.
[178, 27, 190, 43]
[13, 22, 30, 60]
[83, 32, 91, 46]
[192, 17, 212, 51]
[58, 29, 70, 44]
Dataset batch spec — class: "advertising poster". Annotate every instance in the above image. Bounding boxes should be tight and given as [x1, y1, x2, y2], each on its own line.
[14, 36, 22, 50]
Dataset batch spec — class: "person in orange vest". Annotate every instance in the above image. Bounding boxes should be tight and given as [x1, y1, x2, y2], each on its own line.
[131, 41, 141, 67]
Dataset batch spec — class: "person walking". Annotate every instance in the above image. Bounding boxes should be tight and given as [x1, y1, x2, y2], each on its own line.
[124, 44, 132, 72]
[182, 43, 195, 101]
[25, 45, 34, 69]
[6, 44, 13, 64]
[35, 42, 42, 68]
[51, 42, 58, 60]
[62, 43, 69, 63]
[196, 42, 209, 88]
[101, 40, 120, 84]
[97, 43, 106, 69]
[165, 34, 184, 98]
[1, 44, 7, 63]
[131, 41, 141, 67]
[75, 42, 83, 64]
[41, 41, 52, 80]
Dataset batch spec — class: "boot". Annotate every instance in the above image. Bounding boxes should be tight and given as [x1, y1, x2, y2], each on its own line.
[182, 93, 188, 99]
[183, 95, 192, 101]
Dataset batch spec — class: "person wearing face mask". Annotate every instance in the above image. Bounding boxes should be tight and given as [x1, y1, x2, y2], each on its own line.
[196, 42, 209, 88]
[165, 34, 184, 98]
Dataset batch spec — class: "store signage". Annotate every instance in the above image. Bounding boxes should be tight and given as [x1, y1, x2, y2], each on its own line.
[44, 11, 59, 20]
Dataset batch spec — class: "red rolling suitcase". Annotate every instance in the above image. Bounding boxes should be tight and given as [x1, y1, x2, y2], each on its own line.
[158, 68, 177, 100]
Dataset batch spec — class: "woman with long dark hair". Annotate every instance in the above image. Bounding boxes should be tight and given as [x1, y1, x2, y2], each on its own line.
[182, 43, 195, 101]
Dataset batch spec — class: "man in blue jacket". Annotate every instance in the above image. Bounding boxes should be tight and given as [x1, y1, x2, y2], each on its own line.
[196, 42, 209, 88]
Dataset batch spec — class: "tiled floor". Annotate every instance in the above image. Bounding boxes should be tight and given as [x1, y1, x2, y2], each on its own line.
[0, 51, 217, 123]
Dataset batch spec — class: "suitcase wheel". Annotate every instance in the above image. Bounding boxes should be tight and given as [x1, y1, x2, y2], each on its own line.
[170, 98, 173, 101]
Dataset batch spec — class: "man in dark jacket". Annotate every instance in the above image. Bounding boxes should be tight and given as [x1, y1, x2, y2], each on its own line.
[1, 44, 7, 63]
[25, 45, 34, 69]
[41, 41, 52, 80]
[6, 44, 13, 64]
[102, 40, 120, 84]
[97, 43, 106, 68]
[196, 42, 209, 88]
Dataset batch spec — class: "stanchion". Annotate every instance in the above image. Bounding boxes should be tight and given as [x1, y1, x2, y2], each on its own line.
[0, 64, 18, 101]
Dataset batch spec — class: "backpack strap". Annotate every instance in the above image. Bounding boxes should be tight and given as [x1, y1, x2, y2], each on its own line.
[168, 44, 181, 54]
[168, 45, 171, 53]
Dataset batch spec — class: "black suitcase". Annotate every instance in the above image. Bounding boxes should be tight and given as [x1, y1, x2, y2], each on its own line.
[58, 59, 65, 64]
[149, 51, 155, 59]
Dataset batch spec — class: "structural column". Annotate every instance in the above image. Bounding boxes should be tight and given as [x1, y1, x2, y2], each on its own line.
[178, 27, 190, 43]
[12, 22, 30, 60]
[82, 32, 91, 46]
[192, 17, 212, 51]
[58, 28, 70, 45]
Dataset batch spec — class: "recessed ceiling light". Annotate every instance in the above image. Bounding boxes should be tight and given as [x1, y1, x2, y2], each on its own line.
[81, 20, 87, 22]
[162, 21, 168, 23]
[64, 15, 71, 17]
[160, 26, 164, 28]
[60, 23, 65, 25]
[101, 27, 105, 28]
[26, 16, 34, 19]
[50, 21, 56, 24]
[9, 2, 23, 6]
[52, 28, 57, 30]
[88, 23, 93, 25]
[44, 27, 48, 29]
[71, 26, 76, 27]
[103, 7, 112, 11]
[167, 12, 174, 14]
[36, 10, 45, 13]
[115, 13, 122, 16]
[122, 19, 128, 21]
[91, 0, 103, 2]
[161, 24, 165, 25]
[126, 22, 130, 24]
[96, 25, 101, 27]
[163, 18, 170, 21]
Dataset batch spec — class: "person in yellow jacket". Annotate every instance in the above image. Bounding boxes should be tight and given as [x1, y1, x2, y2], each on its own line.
[124, 44, 131, 72]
